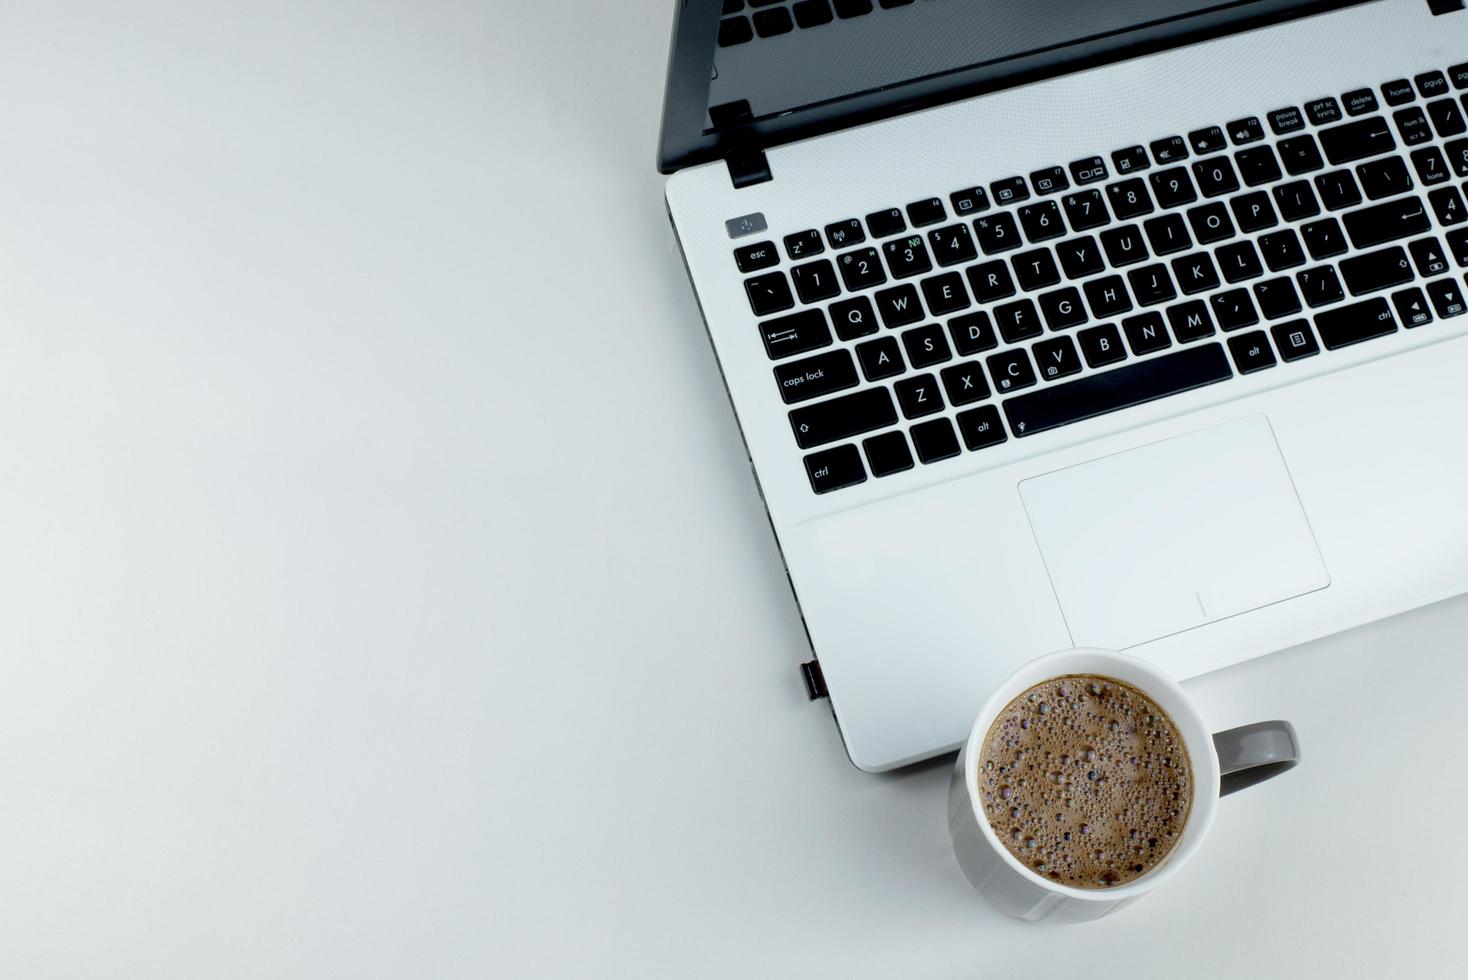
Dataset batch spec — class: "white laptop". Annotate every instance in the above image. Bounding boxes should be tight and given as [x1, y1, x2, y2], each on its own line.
[660, 0, 1468, 771]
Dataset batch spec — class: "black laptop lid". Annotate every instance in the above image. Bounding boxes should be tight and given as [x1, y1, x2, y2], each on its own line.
[657, 0, 1372, 174]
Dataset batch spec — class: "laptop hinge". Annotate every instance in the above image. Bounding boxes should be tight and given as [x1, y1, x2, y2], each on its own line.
[1428, 0, 1464, 13]
[801, 660, 829, 701]
[726, 146, 773, 189]
[710, 100, 774, 189]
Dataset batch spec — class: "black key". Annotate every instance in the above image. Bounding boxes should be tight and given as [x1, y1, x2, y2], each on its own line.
[718, 16, 753, 46]
[1172, 252, 1221, 294]
[746, 272, 795, 316]
[1315, 169, 1362, 210]
[1296, 266, 1345, 308]
[1039, 287, 1087, 331]
[1030, 166, 1070, 196]
[920, 272, 971, 316]
[1306, 97, 1342, 127]
[792, 259, 840, 303]
[1343, 197, 1432, 248]
[991, 176, 1030, 206]
[1189, 126, 1227, 155]
[734, 240, 779, 273]
[775, 349, 860, 404]
[974, 212, 1022, 254]
[1112, 145, 1150, 175]
[995, 299, 1043, 343]
[1451, 138, 1468, 177]
[1340, 245, 1414, 296]
[1192, 156, 1241, 197]
[1070, 156, 1110, 185]
[1427, 278, 1467, 318]
[1394, 107, 1433, 147]
[1227, 116, 1266, 145]
[1144, 213, 1192, 255]
[1101, 224, 1149, 266]
[1056, 235, 1106, 278]
[834, 0, 873, 18]
[906, 197, 946, 228]
[1062, 189, 1111, 231]
[1342, 88, 1379, 117]
[1452, 63, 1468, 91]
[1448, 227, 1468, 266]
[1149, 167, 1197, 208]
[1427, 99, 1467, 138]
[1228, 331, 1277, 374]
[1392, 286, 1433, 328]
[955, 405, 1008, 451]
[863, 430, 914, 478]
[1128, 264, 1177, 306]
[1236, 146, 1283, 187]
[1231, 191, 1279, 233]
[950, 186, 991, 218]
[1217, 240, 1264, 283]
[902, 324, 953, 369]
[1380, 79, 1415, 107]
[1314, 297, 1397, 350]
[1302, 218, 1349, 260]
[1319, 117, 1396, 165]
[1078, 323, 1127, 367]
[1107, 178, 1154, 219]
[1259, 229, 1306, 272]
[837, 247, 887, 291]
[856, 335, 904, 381]
[1271, 319, 1320, 361]
[910, 418, 961, 464]
[1409, 236, 1451, 277]
[1084, 275, 1133, 319]
[875, 283, 923, 328]
[1150, 135, 1189, 165]
[1277, 135, 1324, 175]
[949, 312, 999, 356]
[895, 373, 944, 418]
[790, 386, 898, 448]
[752, 7, 793, 37]
[792, 0, 834, 28]
[825, 219, 866, 249]
[1122, 312, 1172, 355]
[1012, 248, 1060, 291]
[1188, 201, 1236, 244]
[1273, 180, 1320, 221]
[1269, 106, 1305, 135]
[1411, 146, 1450, 186]
[1018, 201, 1066, 242]
[1212, 288, 1260, 331]
[785, 229, 825, 260]
[1416, 70, 1449, 100]
[928, 223, 979, 266]
[866, 208, 906, 238]
[1002, 343, 1232, 438]
[987, 347, 1038, 394]
[1168, 300, 1215, 342]
[1034, 336, 1083, 381]
[965, 260, 1017, 303]
[883, 235, 933, 279]
[1430, 186, 1466, 226]
[940, 361, 991, 406]
[760, 307, 832, 359]
[1254, 277, 1303, 320]
[804, 444, 866, 494]
[830, 296, 879, 340]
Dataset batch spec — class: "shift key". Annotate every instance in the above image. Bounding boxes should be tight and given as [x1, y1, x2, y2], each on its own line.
[1315, 297, 1397, 349]
[1340, 246, 1414, 296]
[790, 387, 898, 449]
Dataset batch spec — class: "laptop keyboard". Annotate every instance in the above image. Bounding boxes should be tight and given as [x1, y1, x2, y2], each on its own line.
[717, 0, 907, 47]
[733, 64, 1468, 495]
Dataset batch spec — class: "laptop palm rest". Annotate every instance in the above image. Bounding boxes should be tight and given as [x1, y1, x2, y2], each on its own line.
[1019, 415, 1330, 652]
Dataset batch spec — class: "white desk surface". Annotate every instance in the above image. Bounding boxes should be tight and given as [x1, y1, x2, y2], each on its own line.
[1, 2, 1463, 976]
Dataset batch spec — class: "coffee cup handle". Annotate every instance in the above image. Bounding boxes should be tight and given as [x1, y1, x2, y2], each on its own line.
[1213, 721, 1300, 797]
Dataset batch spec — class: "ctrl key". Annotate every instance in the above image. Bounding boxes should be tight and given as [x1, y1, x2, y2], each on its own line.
[804, 444, 866, 495]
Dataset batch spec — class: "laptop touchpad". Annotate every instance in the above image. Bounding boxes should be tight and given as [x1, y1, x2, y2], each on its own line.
[1019, 416, 1329, 651]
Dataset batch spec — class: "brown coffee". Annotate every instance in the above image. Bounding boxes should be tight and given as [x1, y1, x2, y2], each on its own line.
[975, 673, 1192, 888]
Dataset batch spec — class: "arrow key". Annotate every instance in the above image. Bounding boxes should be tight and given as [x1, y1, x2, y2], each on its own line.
[1427, 278, 1466, 319]
[1409, 236, 1451, 277]
[1391, 287, 1433, 328]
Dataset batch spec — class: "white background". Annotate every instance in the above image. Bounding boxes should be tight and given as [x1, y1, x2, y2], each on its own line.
[0, 1, 1464, 976]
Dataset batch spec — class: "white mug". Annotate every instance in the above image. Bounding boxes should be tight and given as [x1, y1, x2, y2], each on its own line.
[948, 648, 1299, 923]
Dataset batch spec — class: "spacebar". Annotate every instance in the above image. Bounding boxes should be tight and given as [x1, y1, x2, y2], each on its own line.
[1003, 344, 1233, 438]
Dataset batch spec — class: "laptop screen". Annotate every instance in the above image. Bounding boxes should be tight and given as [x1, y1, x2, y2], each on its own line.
[659, 0, 1366, 172]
